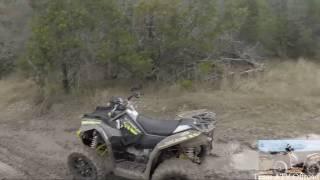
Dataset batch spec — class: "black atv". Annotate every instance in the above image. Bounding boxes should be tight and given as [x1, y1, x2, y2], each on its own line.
[67, 92, 216, 180]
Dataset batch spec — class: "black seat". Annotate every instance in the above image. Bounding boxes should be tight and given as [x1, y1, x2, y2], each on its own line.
[137, 116, 180, 136]
[84, 108, 111, 122]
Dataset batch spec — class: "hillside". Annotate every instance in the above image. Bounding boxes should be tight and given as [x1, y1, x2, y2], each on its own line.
[0, 1, 320, 179]
[0, 60, 320, 179]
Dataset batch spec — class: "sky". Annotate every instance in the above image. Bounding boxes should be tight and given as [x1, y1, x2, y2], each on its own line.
[258, 140, 320, 152]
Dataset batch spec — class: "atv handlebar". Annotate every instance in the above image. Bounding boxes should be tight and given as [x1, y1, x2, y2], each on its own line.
[108, 92, 141, 117]
[285, 144, 294, 152]
[127, 92, 142, 101]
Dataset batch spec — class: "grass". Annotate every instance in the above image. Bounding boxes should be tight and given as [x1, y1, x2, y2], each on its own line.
[1, 59, 320, 143]
[132, 60, 320, 142]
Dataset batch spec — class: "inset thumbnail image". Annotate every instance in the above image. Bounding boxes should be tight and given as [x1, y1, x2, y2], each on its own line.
[256, 140, 320, 179]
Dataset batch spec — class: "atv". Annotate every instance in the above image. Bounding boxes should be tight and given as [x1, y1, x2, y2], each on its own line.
[272, 144, 320, 176]
[67, 91, 216, 180]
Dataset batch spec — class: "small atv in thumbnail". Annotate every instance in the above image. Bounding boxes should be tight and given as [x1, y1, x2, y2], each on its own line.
[272, 144, 320, 176]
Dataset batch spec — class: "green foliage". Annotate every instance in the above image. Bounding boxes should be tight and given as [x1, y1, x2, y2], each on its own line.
[0, 44, 15, 78]
[239, 0, 260, 42]
[219, 0, 249, 32]
[25, 0, 90, 89]
[241, 0, 320, 58]
[199, 62, 214, 75]
[0, 0, 32, 78]
[179, 79, 193, 90]
[0, 59, 14, 78]
[19, 0, 320, 94]
[132, 0, 239, 80]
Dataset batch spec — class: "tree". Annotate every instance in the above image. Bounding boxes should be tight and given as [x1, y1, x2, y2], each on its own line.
[89, 0, 152, 80]
[20, 0, 320, 94]
[25, 0, 90, 93]
[296, 0, 320, 58]
[0, 0, 32, 78]
[239, 0, 260, 43]
[132, 0, 242, 81]
[254, 0, 320, 58]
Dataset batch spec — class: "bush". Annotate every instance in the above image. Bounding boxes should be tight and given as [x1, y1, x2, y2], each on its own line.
[179, 80, 193, 90]
[0, 59, 14, 78]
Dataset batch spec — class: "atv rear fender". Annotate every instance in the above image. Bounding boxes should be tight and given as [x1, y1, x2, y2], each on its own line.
[304, 153, 320, 167]
[145, 130, 207, 179]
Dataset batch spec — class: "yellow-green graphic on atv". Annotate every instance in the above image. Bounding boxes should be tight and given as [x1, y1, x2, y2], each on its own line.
[96, 144, 108, 156]
[76, 129, 81, 137]
[123, 121, 141, 135]
[81, 118, 102, 125]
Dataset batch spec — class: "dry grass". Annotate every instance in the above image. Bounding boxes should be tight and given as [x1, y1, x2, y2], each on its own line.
[0, 76, 35, 104]
[0, 76, 37, 120]
[1, 60, 320, 142]
[135, 59, 320, 142]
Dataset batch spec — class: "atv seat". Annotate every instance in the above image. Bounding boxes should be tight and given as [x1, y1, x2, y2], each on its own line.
[137, 116, 180, 136]
[83, 107, 112, 122]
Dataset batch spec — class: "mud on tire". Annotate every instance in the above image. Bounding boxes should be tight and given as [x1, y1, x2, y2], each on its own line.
[272, 161, 288, 175]
[304, 162, 320, 176]
[152, 159, 204, 180]
[68, 146, 108, 180]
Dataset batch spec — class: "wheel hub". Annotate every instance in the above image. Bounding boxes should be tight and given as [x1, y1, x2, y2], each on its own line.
[71, 155, 96, 178]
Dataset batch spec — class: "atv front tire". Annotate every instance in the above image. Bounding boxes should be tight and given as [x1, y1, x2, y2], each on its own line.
[152, 159, 204, 180]
[68, 146, 109, 180]
[272, 161, 288, 175]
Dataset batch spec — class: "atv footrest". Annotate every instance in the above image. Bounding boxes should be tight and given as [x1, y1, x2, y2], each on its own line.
[114, 161, 146, 179]
[116, 161, 146, 172]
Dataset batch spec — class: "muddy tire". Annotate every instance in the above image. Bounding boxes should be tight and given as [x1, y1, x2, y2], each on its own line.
[68, 146, 108, 180]
[152, 159, 204, 180]
[304, 162, 320, 176]
[272, 161, 288, 175]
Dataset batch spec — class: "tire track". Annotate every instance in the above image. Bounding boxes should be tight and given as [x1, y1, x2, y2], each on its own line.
[0, 132, 66, 179]
[0, 160, 23, 179]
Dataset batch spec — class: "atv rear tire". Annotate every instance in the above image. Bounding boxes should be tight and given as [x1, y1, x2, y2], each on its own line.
[68, 146, 109, 180]
[304, 162, 320, 176]
[152, 159, 204, 180]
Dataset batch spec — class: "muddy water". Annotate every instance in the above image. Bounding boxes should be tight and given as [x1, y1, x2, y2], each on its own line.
[203, 134, 320, 179]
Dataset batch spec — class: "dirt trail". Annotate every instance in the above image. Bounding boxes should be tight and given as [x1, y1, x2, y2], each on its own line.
[0, 84, 73, 178]
[0, 120, 75, 179]
[2, 111, 318, 180]
[0, 160, 23, 178]
[0, 117, 257, 180]
[1, 61, 320, 179]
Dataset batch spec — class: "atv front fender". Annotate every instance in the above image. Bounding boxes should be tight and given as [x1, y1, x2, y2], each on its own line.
[77, 122, 118, 169]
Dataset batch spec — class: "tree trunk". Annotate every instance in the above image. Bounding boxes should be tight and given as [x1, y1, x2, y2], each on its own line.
[61, 63, 70, 94]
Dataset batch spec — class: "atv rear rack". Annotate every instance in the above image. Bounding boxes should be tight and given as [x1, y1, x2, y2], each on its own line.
[177, 110, 216, 133]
